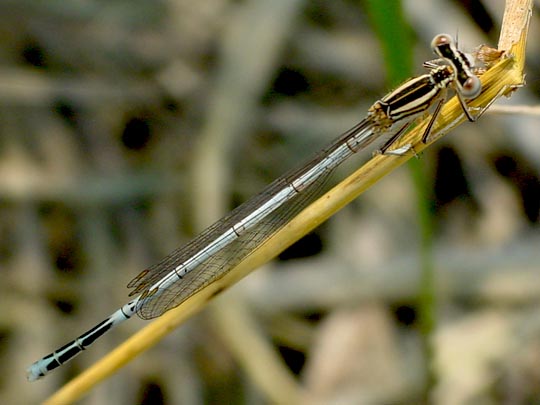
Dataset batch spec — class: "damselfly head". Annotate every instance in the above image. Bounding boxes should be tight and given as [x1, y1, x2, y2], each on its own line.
[460, 75, 482, 99]
[431, 33, 454, 51]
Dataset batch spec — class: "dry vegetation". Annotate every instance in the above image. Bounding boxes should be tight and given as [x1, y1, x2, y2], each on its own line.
[0, 0, 539, 404]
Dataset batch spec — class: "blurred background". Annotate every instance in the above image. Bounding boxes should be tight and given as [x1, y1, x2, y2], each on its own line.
[1, 0, 539, 404]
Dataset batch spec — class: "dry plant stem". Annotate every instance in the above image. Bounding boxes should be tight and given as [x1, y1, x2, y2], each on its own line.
[498, 0, 532, 60]
[487, 105, 540, 116]
[43, 3, 530, 404]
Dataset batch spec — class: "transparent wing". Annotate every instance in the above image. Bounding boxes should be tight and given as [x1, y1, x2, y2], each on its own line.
[128, 118, 376, 319]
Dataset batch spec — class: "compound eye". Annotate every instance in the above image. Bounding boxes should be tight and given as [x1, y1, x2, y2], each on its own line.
[461, 76, 482, 99]
[431, 33, 453, 51]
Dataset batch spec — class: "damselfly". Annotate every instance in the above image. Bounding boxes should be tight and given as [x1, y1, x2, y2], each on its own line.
[27, 33, 482, 381]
